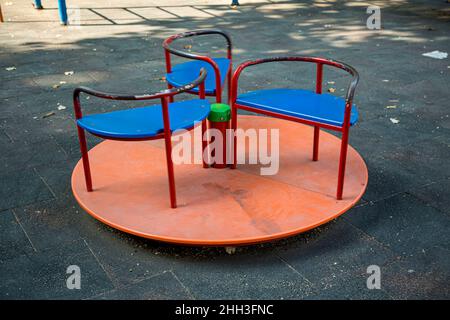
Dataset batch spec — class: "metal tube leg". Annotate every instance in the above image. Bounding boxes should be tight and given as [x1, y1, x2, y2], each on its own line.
[163, 128, 177, 208]
[58, 0, 68, 25]
[313, 126, 320, 161]
[0, 5, 4, 22]
[227, 70, 232, 104]
[231, 104, 238, 169]
[34, 0, 43, 9]
[167, 84, 174, 103]
[202, 119, 209, 168]
[76, 127, 93, 192]
[336, 129, 350, 200]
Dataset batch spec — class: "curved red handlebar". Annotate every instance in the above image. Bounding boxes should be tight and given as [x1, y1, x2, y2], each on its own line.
[163, 29, 233, 102]
[231, 56, 359, 105]
[73, 68, 207, 119]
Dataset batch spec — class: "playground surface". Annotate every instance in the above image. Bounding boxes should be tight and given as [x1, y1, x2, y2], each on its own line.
[1, 0, 449, 299]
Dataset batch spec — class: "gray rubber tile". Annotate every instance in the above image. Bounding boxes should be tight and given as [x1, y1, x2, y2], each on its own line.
[0, 239, 114, 299]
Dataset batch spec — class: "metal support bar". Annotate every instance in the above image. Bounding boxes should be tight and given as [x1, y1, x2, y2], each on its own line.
[34, 0, 43, 9]
[313, 63, 323, 161]
[58, 0, 68, 25]
[161, 97, 177, 208]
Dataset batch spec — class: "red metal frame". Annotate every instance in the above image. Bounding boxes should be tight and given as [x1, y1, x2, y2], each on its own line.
[73, 69, 208, 209]
[163, 29, 233, 103]
[230, 56, 359, 200]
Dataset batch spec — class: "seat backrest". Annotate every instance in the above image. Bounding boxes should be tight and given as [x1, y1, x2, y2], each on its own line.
[231, 56, 359, 128]
[163, 29, 232, 102]
[73, 69, 208, 136]
[163, 29, 232, 62]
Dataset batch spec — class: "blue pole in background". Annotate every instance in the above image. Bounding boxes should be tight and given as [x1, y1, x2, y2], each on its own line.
[58, 0, 68, 25]
[34, 0, 43, 9]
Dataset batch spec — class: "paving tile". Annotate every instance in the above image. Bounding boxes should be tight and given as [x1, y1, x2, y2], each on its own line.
[2, 113, 76, 145]
[359, 135, 450, 202]
[170, 251, 314, 299]
[0, 61, 37, 81]
[408, 178, 450, 214]
[81, 233, 182, 287]
[0, 168, 54, 211]
[276, 219, 397, 293]
[349, 126, 386, 159]
[12, 196, 98, 251]
[0, 129, 12, 144]
[304, 272, 392, 300]
[362, 113, 445, 149]
[0, 210, 36, 260]
[91, 271, 192, 300]
[392, 79, 450, 109]
[13, 195, 177, 286]
[345, 194, 450, 257]
[0, 89, 73, 120]
[385, 137, 450, 183]
[381, 247, 450, 300]
[0, 139, 68, 174]
[361, 154, 430, 202]
[0, 77, 45, 100]
[33, 159, 78, 197]
[0, 239, 114, 299]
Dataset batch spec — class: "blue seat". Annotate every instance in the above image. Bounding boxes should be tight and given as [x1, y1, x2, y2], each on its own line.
[166, 58, 230, 95]
[236, 88, 358, 127]
[77, 99, 210, 139]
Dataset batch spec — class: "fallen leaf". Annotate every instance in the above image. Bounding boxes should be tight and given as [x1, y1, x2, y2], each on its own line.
[5, 66, 16, 71]
[57, 105, 67, 110]
[230, 5, 238, 9]
[183, 44, 192, 50]
[64, 71, 74, 76]
[52, 84, 61, 89]
[390, 118, 400, 124]
[327, 88, 336, 93]
[422, 51, 448, 59]
[43, 111, 55, 118]
[225, 246, 236, 254]
[59, 81, 67, 84]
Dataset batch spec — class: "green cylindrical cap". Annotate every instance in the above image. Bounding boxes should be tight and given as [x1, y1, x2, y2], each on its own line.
[208, 103, 231, 122]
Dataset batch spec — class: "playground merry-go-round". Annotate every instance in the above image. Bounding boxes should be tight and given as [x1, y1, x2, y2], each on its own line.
[70, 29, 368, 246]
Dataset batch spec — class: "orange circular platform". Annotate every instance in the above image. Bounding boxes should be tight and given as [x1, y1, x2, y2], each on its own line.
[72, 116, 368, 246]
